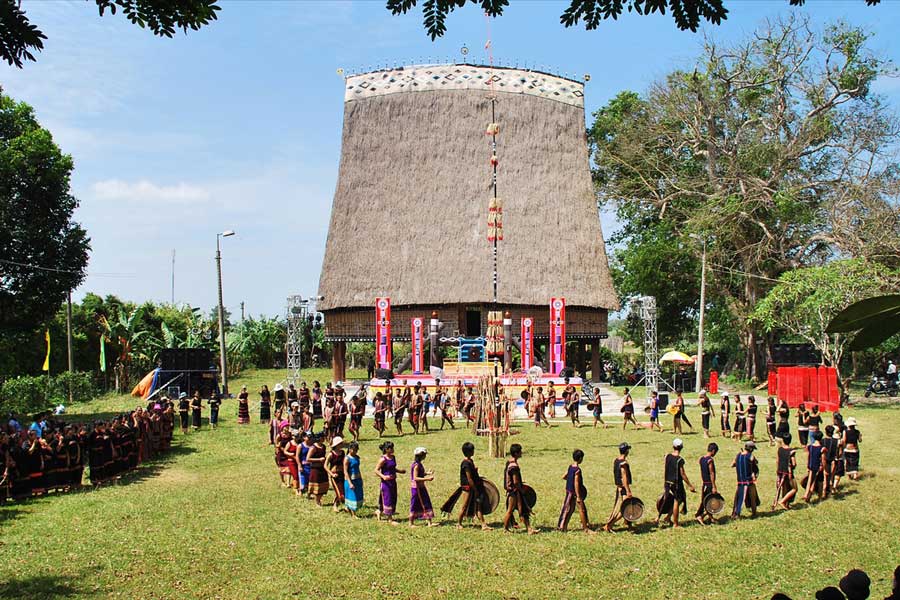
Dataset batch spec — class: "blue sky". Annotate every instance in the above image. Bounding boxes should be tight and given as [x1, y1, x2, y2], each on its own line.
[3, 0, 899, 319]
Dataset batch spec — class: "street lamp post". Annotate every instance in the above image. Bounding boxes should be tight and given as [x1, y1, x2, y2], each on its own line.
[216, 230, 235, 396]
[690, 234, 707, 394]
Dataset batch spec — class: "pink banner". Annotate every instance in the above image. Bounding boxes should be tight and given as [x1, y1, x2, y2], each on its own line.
[549, 298, 566, 375]
[375, 297, 392, 370]
[521, 317, 534, 371]
[411, 317, 424, 374]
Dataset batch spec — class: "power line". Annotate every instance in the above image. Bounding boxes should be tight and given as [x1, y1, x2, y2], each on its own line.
[0, 258, 136, 278]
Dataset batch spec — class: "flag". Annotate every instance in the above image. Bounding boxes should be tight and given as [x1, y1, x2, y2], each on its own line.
[99, 336, 107, 372]
[42, 329, 50, 372]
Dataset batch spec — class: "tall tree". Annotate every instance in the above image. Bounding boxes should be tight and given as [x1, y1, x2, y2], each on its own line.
[752, 259, 900, 390]
[386, 0, 880, 40]
[0, 0, 220, 68]
[590, 16, 898, 380]
[0, 89, 90, 334]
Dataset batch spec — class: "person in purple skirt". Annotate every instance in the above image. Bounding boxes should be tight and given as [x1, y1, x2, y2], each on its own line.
[409, 446, 436, 527]
[374, 441, 405, 525]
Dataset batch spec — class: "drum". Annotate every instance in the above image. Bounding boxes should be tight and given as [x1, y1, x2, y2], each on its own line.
[666, 405, 680, 415]
[522, 484, 537, 509]
[621, 497, 644, 522]
[704, 492, 725, 516]
[481, 479, 501, 515]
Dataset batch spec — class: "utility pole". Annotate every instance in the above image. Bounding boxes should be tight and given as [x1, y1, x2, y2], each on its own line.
[691, 235, 708, 394]
[171, 249, 176, 304]
[241, 301, 245, 323]
[66, 290, 74, 402]
[216, 230, 235, 396]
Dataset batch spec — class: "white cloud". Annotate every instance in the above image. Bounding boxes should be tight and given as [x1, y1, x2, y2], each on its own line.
[91, 179, 211, 204]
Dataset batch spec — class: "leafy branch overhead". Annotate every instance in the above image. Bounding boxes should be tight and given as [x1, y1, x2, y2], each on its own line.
[0, 0, 220, 68]
[385, 0, 881, 40]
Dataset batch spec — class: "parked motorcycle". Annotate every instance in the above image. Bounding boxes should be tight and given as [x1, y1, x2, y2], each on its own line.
[864, 374, 899, 398]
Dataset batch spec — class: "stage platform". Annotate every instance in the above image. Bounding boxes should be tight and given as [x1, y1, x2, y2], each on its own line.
[365, 362, 583, 405]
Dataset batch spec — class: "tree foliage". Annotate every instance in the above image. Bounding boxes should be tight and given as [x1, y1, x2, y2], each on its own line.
[752, 259, 900, 378]
[0, 89, 90, 334]
[590, 16, 899, 380]
[0, 0, 220, 68]
[386, 0, 880, 40]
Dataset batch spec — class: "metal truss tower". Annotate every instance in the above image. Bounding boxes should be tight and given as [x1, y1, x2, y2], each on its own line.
[286, 295, 309, 386]
[640, 296, 659, 394]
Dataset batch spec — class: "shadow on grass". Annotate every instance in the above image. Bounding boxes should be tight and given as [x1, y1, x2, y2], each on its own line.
[0, 573, 97, 597]
[0, 506, 28, 529]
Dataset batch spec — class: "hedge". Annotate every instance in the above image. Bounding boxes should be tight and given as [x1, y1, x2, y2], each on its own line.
[0, 372, 100, 416]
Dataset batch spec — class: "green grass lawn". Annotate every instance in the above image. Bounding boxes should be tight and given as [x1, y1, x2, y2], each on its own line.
[2, 375, 898, 599]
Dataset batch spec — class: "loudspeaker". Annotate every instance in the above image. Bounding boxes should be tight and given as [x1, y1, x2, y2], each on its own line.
[771, 344, 820, 366]
[375, 368, 394, 380]
[559, 367, 575, 378]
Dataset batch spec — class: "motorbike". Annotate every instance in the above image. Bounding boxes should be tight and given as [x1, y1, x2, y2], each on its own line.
[864, 375, 899, 398]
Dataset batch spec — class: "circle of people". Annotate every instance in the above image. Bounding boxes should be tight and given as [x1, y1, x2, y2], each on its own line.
[260, 380, 864, 533]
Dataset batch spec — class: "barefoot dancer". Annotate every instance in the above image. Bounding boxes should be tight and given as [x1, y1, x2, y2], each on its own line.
[503, 444, 536, 534]
[343, 441, 363, 518]
[603, 443, 634, 533]
[409, 447, 435, 527]
[656, 438, 696, 528]
[699, 391, 714, 438]
[558, 449, 591, 533]
[307, 434, 329, 506]
[731, 441, 758, 518]
[719, 392, 731, 438]
[774, 433, 797, 509]
[842, 417, 862, 481]
[589, 387, 607, 429]
[372, 393, 387, 437]
[327, 437, 346, 512]
[621, 388, 639, 430]
[375, 441, 404, 524]
[441, 442, 490, 530]
[695, 442, 718, 525]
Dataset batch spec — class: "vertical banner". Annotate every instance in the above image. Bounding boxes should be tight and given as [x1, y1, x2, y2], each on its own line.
[375, 297, 392, 370]
[42, 329, 50, 372]
[521, 317, 534, 371]
[411, 317, 424, 375]
[549, 298, 566, 375]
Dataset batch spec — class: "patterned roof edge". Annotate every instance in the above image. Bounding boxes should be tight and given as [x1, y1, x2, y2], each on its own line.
[344, 63, 585, 108]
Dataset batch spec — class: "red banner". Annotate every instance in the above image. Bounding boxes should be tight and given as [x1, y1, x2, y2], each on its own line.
[549, 298, 566, 375]
[709, 370, 719, 394]
[375, 297, 392, 370]
[411, 317, 424, 374]
[521, 317, 534, 371]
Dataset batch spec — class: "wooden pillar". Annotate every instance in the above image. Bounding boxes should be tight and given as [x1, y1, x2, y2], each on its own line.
[332, 341, 347, 383]
[578, 341, 588, 379]
[591, 341, 601, 383]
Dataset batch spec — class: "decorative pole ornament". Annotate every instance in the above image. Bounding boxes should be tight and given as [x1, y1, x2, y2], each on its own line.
[484, 13, 500, 304]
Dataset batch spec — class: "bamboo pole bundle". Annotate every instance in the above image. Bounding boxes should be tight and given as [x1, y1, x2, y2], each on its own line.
[475, 374, 510, 457]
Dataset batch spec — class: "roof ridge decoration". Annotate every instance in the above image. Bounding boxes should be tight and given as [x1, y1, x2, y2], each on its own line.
[345, 64, 585, 108]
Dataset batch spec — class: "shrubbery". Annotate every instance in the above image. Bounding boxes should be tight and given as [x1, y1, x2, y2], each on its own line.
[0, 372, 99, 416]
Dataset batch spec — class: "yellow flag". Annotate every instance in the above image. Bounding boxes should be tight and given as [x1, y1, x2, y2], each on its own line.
[42, 329, 50, 372]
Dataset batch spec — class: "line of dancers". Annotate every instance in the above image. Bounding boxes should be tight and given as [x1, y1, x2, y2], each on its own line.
[269, 414, 863, 532]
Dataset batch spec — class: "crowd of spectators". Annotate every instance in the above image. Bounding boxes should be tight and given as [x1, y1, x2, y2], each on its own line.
[1, 399, 176, 502]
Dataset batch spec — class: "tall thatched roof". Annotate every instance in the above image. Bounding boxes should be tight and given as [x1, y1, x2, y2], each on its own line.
[318, 64, 618, 312]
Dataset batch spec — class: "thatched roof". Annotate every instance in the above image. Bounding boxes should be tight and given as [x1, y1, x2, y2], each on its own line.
[318, 64, 618, 312]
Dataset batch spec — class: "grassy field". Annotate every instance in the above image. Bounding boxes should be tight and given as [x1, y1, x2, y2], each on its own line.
[1, 373, 898, 599]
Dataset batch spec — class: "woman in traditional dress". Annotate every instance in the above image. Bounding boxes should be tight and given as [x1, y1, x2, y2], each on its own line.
[745, 395, 758, 442]
[731, 395, 745, 441]
[842, 417, 862, 481]
[374, 440, 405, 524]
[326, 436, 346, 512]
[177, 393, 190, 434]
[237, 386, 250, 425]
[190, 391, 203, 431]
[765, 397, 777, 446]
[259, 385, 271, 424]
[392, 388, 405, 435]
[269, 409, 283, 446]
[409, 446, 435, 527]
[699, 391, 714, 438]
[343, 441, 363, 518]
[275, 426, 295, 489]
[796, 403, 810, 446]
[719, 392, 731, 437]
[536, 386, 550, 427]
[297, 430, 312, 496]
[208, 393, 221, 430]
[273, 383, 287, 414]
[776, 396, 791, 439]
[306, 434, 329, 506]
[311, 381, 323, 418]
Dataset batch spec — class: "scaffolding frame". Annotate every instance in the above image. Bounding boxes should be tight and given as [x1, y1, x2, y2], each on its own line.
[640, 296, 659, 394]
[286, 295, 310, 386]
